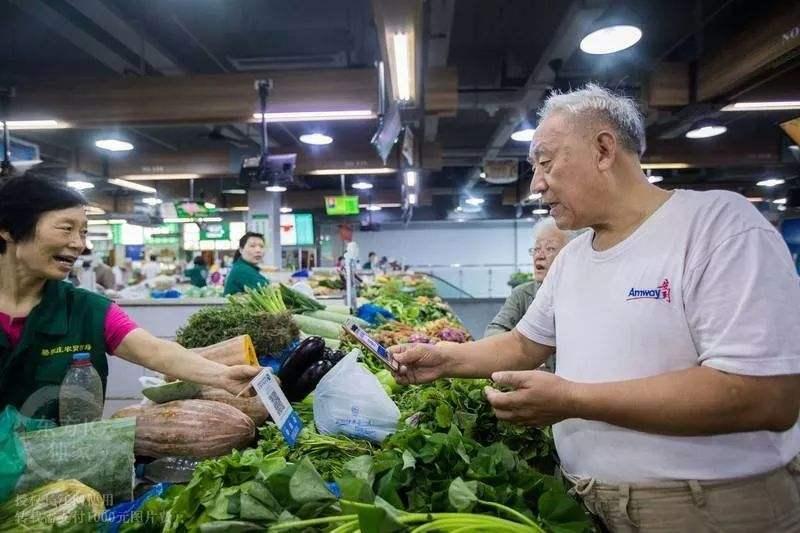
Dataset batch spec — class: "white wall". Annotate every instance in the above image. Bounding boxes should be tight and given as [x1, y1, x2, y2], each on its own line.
[351, 219, 538, 298]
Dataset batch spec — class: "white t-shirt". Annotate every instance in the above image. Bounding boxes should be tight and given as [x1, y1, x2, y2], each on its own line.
[142, 262, 161, 280]
[517, 189, 800, 483]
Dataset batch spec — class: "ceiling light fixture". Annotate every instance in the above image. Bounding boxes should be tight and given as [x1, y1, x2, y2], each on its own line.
[299, 133, 333, 145]
[253, 110, 375, 122]
[511, 128, 536, 142]
[163, 217, 223, 223]
[648, 175, 664, 184]
[352, 181, 373, 190]
[308, 167, 395, 175]
[107, 178, 157, 194]
[0, 119, 64, 130]
[95, 139, 134, 152]
[407, 193, 418, 205]
[404, 170, 418, 187]
[747, 197, 764, 203]
[142, 197, 163, 206]
[280, 206, 293, 214]
[465, 197, 485, 206]
[85, 206, 105, 216]
[773, 198, 787, 205]
[119, 173, 200, 181]
[527, 193, 542, 201]
[580, 6, 642, 55]
[67, 180, 94, 191]
[641, 163, 690, 169]
[532, 207, 549, 215]
[222, 188, 247, 195]
[204, 202, 216, 209]
[393, 32, 413, 102]
[721, 101, 800, 112]
[479, 171, 486, 178]
[366, 205, 382, 211]
[778, 204, 787, 211]
[232, 206, 250, 212]
[358, 203, 402, 209]
[265, 184, 287, 193]
[757, 178, 785, 187]
[685, 121, 727, 139]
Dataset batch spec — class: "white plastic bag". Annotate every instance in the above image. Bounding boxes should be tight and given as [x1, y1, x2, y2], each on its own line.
[313, 349, 400, 443]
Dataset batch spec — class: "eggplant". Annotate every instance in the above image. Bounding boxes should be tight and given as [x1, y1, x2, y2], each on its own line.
[286, 359, 335, 402]
[278, 336, 326, 390]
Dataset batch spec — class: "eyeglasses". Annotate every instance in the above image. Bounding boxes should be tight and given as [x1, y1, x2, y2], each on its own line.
[529, 246, 559, 256]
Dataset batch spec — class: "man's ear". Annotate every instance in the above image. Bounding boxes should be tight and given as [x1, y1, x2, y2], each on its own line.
[0, 229, 13, 243]
[595, 130, 617, 171]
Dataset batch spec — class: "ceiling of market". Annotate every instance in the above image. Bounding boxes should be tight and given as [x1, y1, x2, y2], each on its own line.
[1, 0, 798, 223]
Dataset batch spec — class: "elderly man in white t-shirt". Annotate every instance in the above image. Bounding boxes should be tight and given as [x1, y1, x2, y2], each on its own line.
[390, 84, 800, 531]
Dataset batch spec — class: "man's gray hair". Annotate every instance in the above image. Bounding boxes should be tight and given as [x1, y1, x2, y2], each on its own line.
[538, 83, 646, 156]
[532, 216, 578, 243]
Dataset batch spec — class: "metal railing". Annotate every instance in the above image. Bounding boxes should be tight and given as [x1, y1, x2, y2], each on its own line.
[409, 264, 524, 299]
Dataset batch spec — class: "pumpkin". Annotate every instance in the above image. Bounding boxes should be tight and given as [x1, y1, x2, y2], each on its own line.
[196, 385, 269, 426]
[113, 400, 255, 458]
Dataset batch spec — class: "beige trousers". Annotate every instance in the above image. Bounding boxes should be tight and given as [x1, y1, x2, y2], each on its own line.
[564, 457, 800, 533]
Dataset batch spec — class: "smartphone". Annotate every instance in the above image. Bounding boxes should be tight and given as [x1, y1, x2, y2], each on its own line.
[343, 318, 398, 371]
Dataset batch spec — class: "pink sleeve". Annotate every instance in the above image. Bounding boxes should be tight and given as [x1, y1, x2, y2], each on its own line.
[104, 303, 139, 354]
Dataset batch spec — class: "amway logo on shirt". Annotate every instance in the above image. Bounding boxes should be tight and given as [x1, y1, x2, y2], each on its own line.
[626, 278, 671, 303]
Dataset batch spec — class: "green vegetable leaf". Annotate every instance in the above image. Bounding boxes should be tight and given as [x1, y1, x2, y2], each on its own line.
[337, 476, 375, 503]
[289, 458, 336, 504]
[434, 404, 453, 428]
[344, 455, 375, 484]
[401, 449, 416, 470]
[538, 489, 591, 532]
[239, 493, 278, 522]
[198, 520, 264, 532]
[448, 477, 478, 511]
[353, 497, 405, 533]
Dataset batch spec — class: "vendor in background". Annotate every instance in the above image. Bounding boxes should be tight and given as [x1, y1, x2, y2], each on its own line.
[0, 177, 261, 422]
[184, 256, 209, 288]
[112, 260, 132, 290]
[223, 232, 269, 296]
[362, 251, 377, 270]
[94, 254, 115, 291]
[484, 218, 574, 371]
[141, 254, 161, 280]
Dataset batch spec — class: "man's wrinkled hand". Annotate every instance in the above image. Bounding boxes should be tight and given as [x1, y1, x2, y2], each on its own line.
[389, 343, 448, 384]
[484, 370, 576, 427]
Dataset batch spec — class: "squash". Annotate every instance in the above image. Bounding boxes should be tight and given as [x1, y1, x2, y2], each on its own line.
[0, 479, 105, 529]
[196, 386, 269, 426]
[193, 335, 258, 367]
[142, 380, 200, 403]
[113, 400, 255, 458]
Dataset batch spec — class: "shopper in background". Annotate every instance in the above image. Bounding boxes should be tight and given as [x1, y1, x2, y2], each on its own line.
[0, 177, 260, 423]
[184, 256, 208, 288]
[94, 255, 115, 291]
[224, 232, 269, 296]
[391, 84, 800, 531]
[484, 217, 573, 338]
[112, 259, 132, 290]
[141, 254, 161, 280]
[362, 251, 377, 270]
[74, 248, 97, 292]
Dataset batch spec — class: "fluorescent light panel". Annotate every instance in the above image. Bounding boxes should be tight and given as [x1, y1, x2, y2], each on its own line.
[107, 178, 157, 194]
[641, 163, 690, 169]
[309, 168, 395, 175]
[722, 101, 800, 111]
[358, 203, 402, 208]
[404, 170, 418, 187]
[96, 139, 134, 152]
[393, 32, 413, 102]
[67, 181, 94, 190]
[163, 217, 223, 223]
[252, 110, 375, 122]
[119, 173, 199, 181]
[1, 120, 65, 130]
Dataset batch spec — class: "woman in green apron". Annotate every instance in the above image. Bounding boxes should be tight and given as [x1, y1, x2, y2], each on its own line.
[0, 177, 261, 422]
[223, 232, 269, 296]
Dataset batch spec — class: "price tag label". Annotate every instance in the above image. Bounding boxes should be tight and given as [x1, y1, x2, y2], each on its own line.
[251, 368, 303, 446]
[344, 319, 398, 371]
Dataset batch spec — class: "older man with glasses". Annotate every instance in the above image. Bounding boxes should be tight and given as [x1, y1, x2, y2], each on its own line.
[391, 83, 800, 532]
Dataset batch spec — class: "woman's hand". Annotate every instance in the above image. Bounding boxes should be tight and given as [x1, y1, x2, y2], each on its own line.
[218, 365, 262, 396]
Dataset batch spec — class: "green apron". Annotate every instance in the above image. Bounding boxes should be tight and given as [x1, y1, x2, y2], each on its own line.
[0, 280, 110, 422]
[185, 266, 208, 288]
[223, 258, 269, 296]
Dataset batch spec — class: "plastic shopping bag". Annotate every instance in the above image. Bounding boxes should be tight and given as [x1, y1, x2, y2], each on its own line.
[313, 350, 400, 443]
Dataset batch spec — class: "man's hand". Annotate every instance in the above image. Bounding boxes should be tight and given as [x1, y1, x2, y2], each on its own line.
[390, 343, 450, 384]
[485, 370, 575, 426]
[218, 365, 262, 396]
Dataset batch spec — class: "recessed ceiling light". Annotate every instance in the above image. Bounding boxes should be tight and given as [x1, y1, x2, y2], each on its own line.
[685, 123, 727, 139]
[465, 197, 485, 206]
[757, 178, 785, 187]
[95, 139, 134, 152]
[773, 198, 787, 205]
[142, 197, 163, 206]
[265, 185, 287, 193]
[532, 208, 549, 215]
[280, 206, 293, 213]
[778, 204, 787, 212]
[299, 133, 333, 145]
[511, 128, 536, 142]
[527, 192, 542, 201]
[648, 175, 664, 184]
[721, 101, 800, 112]
[352, 181, 373, 190]
[479, 171, 486, 178]
[580, 25, 642, 54]
[408, 193, 418, 205]
[222, 188, 247, 195]
[366, 205, 382, 211]
[67, 180, 94, 191]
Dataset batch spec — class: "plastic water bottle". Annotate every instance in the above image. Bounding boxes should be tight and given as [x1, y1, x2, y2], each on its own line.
[59, 353, 104, 425]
